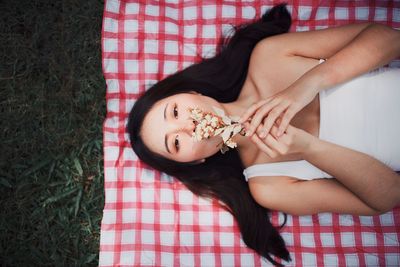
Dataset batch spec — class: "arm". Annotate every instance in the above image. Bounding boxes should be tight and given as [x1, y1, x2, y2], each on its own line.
[248, 176, 380, 216]
[246, 124, 400, 215]
[303, 137, 400, 213]
[263, 23, 400, 93]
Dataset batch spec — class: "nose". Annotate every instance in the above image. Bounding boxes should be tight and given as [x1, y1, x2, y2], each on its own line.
[182, 119, 196, 134]
[167, 118, 196, 137]
[179, 119, 196, 135]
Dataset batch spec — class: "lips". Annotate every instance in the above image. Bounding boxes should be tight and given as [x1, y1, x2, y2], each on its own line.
[189, 107, 223, 141]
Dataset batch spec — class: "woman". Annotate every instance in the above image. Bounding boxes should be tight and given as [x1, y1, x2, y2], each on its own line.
[127, 3, 400, 266]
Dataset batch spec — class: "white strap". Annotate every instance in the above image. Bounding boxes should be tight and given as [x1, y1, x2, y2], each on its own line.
[243, 160, 333, 181]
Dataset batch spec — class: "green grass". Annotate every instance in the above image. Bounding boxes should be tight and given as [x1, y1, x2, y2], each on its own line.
[0, 0, 106, 266]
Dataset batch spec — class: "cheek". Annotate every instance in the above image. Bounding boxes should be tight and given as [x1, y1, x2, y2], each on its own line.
[192, 138, 220, 157]
[180, 136, 206, 158]
[182, 136, 202, 155]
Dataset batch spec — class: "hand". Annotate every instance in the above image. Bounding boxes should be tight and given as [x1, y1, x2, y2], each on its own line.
[239, 85, 318, 138]
[243, 118, 314, 159]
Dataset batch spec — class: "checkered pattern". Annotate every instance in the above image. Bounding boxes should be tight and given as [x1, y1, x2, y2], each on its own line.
[100, 1, 400, 266]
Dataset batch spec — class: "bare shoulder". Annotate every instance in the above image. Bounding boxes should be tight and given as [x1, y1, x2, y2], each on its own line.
[248, 176, 379, 216]
[248, 40, 322, 97]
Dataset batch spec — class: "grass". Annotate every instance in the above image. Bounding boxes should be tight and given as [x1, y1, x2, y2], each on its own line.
[0, 0, 105, 266]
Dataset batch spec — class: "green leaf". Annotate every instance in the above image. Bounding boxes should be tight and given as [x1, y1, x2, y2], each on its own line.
[42, 188, 79, 206]
[83, 253, 97, 264]
[74, 187, 83, 217]
[73, 158, 83, 176]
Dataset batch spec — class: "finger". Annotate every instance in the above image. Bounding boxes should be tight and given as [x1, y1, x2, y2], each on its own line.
[269, 125, 280, 139]
[247, 99, 280, 136]
[250, 132, 278, 158]
[263, 131, 288, 155]
[255, 124, 288, 155]
[255, 129, 287, 157]
[256, 124, 264, 138]
[238, 99, 269, 123]
[243, 122, 252, 135]
[259, 103, 289, 138]
[277, 108, 296, 137]
[250, 99, 279, 136]
[270, 125, 289, 142]
[245, 122, 260, 136]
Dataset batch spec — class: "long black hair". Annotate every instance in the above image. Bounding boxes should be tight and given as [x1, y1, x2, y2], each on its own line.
[127, 3, 292, 266]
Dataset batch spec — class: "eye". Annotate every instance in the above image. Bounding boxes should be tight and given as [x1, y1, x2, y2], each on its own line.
[174, 135, 179, 151]
[173, 104, 178, 118]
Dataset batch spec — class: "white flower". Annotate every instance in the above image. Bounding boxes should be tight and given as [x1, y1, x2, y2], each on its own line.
[226, 139, 237, 148]
[189, 106, 245, 154]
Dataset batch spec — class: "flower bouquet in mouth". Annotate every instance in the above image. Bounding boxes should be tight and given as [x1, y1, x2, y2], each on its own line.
[188, 106, 246, 154]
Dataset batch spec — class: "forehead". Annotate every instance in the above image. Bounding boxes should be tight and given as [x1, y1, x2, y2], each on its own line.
[140, 102, 166, 155]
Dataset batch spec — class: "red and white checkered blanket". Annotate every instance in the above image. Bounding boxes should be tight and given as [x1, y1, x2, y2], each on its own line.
[100, 1, 400, 266]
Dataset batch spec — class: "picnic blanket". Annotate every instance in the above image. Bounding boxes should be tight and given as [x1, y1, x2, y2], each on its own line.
[100, 1, 400, 266]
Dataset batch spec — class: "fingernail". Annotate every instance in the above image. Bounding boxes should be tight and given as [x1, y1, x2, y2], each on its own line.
[245, 132, 250, 137]
[259, 131, 266, 138]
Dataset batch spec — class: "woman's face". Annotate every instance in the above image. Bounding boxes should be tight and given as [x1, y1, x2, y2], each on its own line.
[141, 92, 224, 163]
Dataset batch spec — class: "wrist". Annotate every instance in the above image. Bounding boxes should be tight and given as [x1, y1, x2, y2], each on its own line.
[298, 61, 332, 94]
[302, 136, 324, 160]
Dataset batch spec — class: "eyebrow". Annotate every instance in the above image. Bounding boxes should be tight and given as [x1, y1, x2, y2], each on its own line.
[164, 103, 171, 154]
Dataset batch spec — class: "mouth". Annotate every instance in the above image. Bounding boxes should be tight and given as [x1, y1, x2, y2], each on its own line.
[189, 106, 245, 154]
[189, 107, 223, 141]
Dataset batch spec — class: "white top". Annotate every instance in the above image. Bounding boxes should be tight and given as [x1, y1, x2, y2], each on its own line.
[243, 59, 400, 181]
